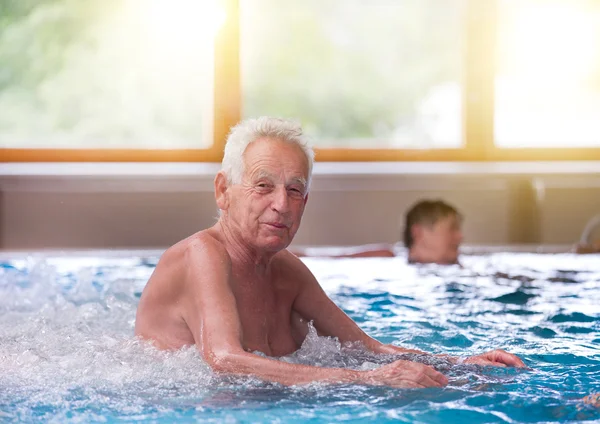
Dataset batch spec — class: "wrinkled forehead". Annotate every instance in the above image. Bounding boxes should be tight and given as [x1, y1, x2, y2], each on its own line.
[242, 137, 309, 179]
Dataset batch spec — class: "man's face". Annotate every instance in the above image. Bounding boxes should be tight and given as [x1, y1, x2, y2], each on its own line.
[419, 214, 463, 264]
[227, 137, 309, 252]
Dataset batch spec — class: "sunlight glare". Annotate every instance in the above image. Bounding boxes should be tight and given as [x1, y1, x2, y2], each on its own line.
[143, 0, 226, 52]
[495, 1, 600, 148]
[503, 2, 598, 84]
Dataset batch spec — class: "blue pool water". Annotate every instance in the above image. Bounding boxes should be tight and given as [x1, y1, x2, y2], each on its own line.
[0, 252, 599, 423]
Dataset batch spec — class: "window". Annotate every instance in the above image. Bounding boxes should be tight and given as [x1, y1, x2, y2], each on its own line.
[241, 0, 466, 150]
[495, 0, 600, 149]
[0, 0, 233, 161]
[2, 0, 599, 162]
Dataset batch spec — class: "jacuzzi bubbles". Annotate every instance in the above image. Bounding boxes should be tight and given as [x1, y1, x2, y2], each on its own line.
[1, 253, 599, 423]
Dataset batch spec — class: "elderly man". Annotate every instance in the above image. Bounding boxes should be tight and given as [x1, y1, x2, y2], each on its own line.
[135, 117, 525, 388]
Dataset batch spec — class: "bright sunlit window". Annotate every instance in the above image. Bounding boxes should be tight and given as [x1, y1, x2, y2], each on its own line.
[2, 0, 599, 161]
[0, 0, 224, 150]
[495, 0, 600, 148]
[241, 0, 466, 149]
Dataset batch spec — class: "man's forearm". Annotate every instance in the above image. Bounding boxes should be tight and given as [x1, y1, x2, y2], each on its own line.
[210, 349, 364, 386]
[376, 344, 426, 355]
[375, 343, 460, 364]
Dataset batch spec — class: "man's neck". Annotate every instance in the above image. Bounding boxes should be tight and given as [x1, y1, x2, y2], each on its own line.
[215, 219, 275, 274]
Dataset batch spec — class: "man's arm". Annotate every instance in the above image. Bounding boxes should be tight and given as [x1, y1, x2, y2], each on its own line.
[291, 244, 395, 258]
[287, 252, 424, 354]
[288, 253, 526, 368]
[180, 240, 447, 388]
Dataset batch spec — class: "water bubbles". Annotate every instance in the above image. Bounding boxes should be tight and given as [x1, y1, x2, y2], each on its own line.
[0, 252, 599, 422]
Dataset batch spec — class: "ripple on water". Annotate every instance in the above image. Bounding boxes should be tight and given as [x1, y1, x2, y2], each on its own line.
[489, 290, 537, 305]
[551, 312, 597, 323]
[530, 326, 558, 339]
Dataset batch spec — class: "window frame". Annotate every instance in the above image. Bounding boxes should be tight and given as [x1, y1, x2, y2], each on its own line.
[1, 0, 241, 163]
[1, 0, 599, 162]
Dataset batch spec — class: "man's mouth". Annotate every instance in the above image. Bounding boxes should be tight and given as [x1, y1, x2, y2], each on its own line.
[265, 222, 288, 229]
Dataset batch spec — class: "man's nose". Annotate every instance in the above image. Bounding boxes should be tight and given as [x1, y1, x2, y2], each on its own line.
[271, 185, 290, 213]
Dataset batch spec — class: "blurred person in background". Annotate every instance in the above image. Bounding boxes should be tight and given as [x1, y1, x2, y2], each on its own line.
[294, 199, 463, 265]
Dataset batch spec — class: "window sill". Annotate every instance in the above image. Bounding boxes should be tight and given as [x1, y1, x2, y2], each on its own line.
[1, 161, 599, 192]
[1, 161, 600, 176]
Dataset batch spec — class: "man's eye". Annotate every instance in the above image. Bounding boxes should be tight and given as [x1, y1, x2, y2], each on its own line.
[288, 187, 304, 196]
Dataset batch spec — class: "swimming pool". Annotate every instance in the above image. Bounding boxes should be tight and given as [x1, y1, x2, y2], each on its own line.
[1, 251, 599, 423]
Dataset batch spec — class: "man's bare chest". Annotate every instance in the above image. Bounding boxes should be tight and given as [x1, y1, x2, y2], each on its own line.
[234, 286, 297, 356]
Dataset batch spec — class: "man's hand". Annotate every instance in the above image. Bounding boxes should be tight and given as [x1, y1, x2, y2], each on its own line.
[463, 349, 526, 368]
[363, 359, 449, 388]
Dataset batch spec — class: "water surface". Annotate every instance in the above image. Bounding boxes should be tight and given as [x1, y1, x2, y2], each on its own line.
[1, 252, 599, 423]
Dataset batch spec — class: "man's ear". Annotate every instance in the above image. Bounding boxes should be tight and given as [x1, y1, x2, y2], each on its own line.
[411, 223, 423, 242]
[214, 171, 230, 211]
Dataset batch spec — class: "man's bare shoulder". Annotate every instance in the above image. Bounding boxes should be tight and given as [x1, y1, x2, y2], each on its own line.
[275, 248, 306, 267]
[272, 249, 317, 286]
[162, 228, 231, 268]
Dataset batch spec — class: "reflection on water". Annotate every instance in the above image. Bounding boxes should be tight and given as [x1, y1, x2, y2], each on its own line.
[0, 252, 599, 423]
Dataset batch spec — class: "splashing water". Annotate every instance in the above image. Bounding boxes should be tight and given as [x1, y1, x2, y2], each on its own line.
[1, 252, 599, 423]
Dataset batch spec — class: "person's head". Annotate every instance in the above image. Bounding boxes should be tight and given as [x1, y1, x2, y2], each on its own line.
[403, 200, 463, 264]
[215, 117, 315, 252]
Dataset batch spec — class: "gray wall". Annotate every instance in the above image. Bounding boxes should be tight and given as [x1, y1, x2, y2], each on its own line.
[1, 163, 599, 250]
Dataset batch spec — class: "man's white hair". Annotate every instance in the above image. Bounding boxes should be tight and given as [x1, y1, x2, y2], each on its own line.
[221, 117, 315, 193]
